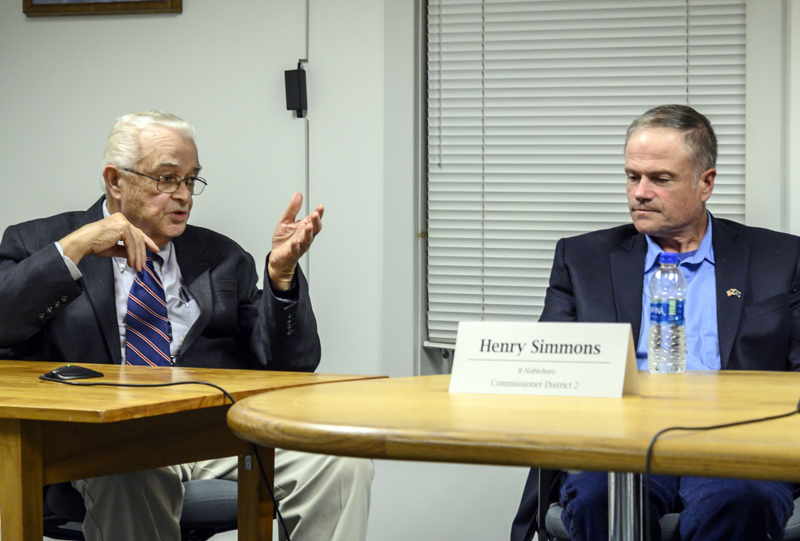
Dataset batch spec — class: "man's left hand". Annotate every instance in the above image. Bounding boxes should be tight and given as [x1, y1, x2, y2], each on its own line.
[268, 192, 324, 291]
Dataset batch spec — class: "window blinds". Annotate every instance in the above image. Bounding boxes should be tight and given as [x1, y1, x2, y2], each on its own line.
[426, 0, 746, 345]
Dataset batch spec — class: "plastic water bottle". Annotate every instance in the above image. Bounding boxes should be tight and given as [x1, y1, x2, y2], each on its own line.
[647, 252, 687, 374]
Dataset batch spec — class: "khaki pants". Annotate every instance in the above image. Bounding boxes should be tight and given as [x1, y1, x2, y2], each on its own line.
[72, 450, 374, 541]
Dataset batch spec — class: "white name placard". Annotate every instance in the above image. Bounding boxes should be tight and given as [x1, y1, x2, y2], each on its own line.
[449, 322, 640, 398]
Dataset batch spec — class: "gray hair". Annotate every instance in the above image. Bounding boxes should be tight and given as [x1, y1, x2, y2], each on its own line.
[625, 104, 717, 186]
[101, 111, 195, 193]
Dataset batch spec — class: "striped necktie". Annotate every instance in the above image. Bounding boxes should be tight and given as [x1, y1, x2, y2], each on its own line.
[125, 251, 172, 366]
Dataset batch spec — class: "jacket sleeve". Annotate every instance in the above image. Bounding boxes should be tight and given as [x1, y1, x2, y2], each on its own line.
[788, 247, 800, 371]
[0, 225, 82, 347]
[539, 238, 579, 323]
[248, 255, 321, 373]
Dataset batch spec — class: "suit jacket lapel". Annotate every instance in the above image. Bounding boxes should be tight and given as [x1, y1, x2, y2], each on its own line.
[610, 233, 647, 349]
[712, 217, 748, 369]
[173, 230, 213, 354]
[78, 199, 121, 364]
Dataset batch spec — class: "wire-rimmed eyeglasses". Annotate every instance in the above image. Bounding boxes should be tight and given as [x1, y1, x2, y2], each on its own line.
[121, 167, 207, 195]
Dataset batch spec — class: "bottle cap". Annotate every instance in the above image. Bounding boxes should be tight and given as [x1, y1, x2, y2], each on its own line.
[659, 252, 678, 265]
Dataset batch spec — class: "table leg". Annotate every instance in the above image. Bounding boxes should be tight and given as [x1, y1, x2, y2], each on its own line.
[238, 447, 275, 541]
[0, 419, 44, 541]
[608, 472, 642, 541]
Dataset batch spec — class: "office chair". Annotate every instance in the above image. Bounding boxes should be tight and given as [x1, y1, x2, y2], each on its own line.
[537, 469, 800, 541]
[43, 479, 238, 541]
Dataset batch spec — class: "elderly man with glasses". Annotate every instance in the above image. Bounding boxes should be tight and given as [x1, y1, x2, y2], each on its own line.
[0, 111, 373, 541]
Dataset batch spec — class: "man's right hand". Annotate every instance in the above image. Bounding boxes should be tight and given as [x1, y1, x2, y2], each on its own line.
[58, 213, 159, 272]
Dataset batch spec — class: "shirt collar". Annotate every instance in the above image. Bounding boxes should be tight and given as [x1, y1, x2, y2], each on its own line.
[103, 198, 174, 272]
[643, 211, 715, 272]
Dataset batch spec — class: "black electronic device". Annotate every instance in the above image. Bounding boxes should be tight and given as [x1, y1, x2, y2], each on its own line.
[285, 61, 308, 118]
[40, 365, 104, 381]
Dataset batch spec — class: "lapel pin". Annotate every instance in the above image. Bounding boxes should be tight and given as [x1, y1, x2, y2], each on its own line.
[726, 288, 742, 298]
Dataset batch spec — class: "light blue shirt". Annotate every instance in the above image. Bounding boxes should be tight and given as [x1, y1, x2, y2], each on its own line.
[636, 214, 720, 371]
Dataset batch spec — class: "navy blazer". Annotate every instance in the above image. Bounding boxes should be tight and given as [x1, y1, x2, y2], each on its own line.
[0, 197, 321, 372]
[540, 214, 800, 371]
[511, 214, 800, 541]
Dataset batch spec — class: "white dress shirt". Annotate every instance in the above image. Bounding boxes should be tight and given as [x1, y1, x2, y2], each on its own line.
[56, 200, 201, 361]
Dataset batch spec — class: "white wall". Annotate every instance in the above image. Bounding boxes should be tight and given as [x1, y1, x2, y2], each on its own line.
[0, 1, 309, 271]
[747, 0, 789, 232]
[789, 0, 800, 236]
[0, 1, 527, 540]
[306, 0, 386, 377]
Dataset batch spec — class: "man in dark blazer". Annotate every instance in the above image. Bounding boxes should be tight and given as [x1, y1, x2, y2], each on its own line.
[0, 196, 321, 370]
[511, 105, 800, 541]
[0, 111, 373, 541]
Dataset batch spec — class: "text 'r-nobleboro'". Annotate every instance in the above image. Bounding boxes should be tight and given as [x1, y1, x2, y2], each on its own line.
[479, 339, 602, 356]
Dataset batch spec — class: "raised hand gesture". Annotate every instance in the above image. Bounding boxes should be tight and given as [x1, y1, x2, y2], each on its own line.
[268, 192, 324, 291]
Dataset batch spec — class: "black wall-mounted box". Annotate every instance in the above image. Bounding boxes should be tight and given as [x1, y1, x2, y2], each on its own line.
[285, 66, 307, 117]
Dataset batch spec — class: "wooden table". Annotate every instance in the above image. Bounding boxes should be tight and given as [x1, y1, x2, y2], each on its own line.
[0, 360, 377, 541]
[228, 371, 800, 539]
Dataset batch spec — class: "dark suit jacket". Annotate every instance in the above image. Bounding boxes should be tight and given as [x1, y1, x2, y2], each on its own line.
[0, 197, 321, 372]
[510, 214, 800, 541]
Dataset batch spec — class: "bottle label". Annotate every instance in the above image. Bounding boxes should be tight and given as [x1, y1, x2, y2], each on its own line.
[650, 299, 685, 325]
